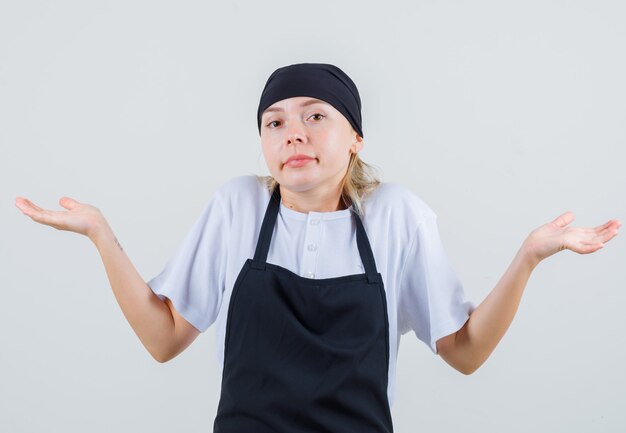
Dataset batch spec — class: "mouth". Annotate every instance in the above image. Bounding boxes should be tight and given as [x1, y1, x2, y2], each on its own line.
[284, 154, 317, 168]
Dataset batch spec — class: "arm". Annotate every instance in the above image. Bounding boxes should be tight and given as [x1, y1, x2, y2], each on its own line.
[436, 211, 621, 375]
[15, 195, 199, 363]
[436, 244, 535, 374]
[92, 221, 200, 363]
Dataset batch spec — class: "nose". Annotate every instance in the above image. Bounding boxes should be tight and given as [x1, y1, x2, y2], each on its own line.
[285, 119, 307, 146]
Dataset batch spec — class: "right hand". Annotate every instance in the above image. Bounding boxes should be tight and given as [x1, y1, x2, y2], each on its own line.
[15, 196, 106, 241]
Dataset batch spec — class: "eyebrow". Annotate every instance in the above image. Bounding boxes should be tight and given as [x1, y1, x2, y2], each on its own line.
[262, 98, 329, 115]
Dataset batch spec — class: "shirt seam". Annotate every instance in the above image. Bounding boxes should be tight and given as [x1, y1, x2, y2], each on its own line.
[211, 187, 231, 317]
[396, 220, 424, 331]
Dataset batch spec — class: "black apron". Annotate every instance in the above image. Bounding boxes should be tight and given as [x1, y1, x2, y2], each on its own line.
[213, 185, 394, 433]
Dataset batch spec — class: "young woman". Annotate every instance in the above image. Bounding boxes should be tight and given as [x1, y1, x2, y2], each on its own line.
[15, 63, 621, 432]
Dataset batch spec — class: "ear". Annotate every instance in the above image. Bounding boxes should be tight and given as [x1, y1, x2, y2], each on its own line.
[350, 133, 364, 154]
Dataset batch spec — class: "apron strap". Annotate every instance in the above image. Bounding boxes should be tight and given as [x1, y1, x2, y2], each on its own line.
[251, 184, 281, 270]
[354, 212, 382, 284]
[252, 184, 381, 285]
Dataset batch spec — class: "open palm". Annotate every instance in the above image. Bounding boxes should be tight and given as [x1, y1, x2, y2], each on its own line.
[524, 211, 621, 265]
[15, 196, 104, 240]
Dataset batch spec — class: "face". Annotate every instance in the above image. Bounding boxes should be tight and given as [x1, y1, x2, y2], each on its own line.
[260, 96, 363, 194]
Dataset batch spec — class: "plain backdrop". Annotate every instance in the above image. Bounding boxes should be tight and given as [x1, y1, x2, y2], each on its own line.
[2, 1, 625, 432]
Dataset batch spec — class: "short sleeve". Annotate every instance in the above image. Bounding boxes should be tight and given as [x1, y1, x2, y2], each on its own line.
[397, 212, 476, 354]
[146, 191, 229, 333]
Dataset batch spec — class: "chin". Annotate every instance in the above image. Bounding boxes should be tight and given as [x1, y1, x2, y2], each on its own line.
[277, 175, 319, 193]
[275, 167, 313, 183]
[280, 180, 314, 192]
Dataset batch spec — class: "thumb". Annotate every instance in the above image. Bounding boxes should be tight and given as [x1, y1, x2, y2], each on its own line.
[59, 196, 80, 210]
[552, 211, 575, 228]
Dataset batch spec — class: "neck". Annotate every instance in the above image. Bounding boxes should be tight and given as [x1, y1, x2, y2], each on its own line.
[279, 183, 348, 213]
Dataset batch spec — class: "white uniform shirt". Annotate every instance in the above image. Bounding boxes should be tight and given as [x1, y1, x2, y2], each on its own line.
[147, 175, 475, 407]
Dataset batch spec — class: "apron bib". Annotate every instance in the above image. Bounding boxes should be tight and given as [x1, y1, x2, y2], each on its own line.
[213, 185, 394, 433]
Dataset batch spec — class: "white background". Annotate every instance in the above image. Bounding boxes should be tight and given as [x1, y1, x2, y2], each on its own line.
[2, 1, 625, 432]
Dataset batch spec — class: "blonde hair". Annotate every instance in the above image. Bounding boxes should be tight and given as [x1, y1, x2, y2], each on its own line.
[255, 152, 383, 217]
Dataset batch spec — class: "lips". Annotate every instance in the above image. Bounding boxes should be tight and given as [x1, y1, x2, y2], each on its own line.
[285, 153, 315, 167]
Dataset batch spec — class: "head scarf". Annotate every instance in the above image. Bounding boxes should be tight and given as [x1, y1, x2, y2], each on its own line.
[257, 62, 364, 138]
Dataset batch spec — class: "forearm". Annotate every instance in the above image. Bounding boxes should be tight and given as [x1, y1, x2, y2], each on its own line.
[91, 220, 175, 362]
[448, 242, 538, 373]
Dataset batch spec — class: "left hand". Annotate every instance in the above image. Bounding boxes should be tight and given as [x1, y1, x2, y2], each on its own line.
[523, 211, 621, 266]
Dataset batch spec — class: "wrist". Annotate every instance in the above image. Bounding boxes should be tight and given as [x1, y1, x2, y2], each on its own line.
[88, 217, 113, 246]
[520, 238, 541, 270]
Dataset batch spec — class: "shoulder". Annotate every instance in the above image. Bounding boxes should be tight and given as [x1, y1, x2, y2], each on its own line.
[214, 174, 266, 197]
[364, 182, 437, 223]
[211, 175, 268, 205]
[205, 175, 270, 222]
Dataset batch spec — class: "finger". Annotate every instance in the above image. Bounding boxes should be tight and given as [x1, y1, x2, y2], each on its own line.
[595, 228, 620, 244]
[569, 240, 604, 254]
[576, 221, 620, 238]
[553, 211, 575, 228]
[573, 228, 616, 245]
[581, 243, 604, 254]
[15, 197, 29, 211]
[15, 199, 38, 215]
[592, 221, 613, 232]
[18, 197, 45, 212]
[23, 208, 65, 229]
[59, 196, 80, 210]
[15, 197, 30, 210]
[593, 225, 616, 238]
[590, 222, 620, 237]
[593, 220, 621, 232]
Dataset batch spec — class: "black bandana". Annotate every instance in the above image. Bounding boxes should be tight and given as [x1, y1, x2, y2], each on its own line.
[257, 62, 364, 138]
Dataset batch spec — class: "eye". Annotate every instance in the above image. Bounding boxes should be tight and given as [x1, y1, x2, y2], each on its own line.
[309, 113, 325, 121]
[265, 113, 325, 129]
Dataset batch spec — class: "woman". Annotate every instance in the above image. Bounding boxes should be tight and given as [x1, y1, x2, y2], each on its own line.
[15, 63, 621, 432]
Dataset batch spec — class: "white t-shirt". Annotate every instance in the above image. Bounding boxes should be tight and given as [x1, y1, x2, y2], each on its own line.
[147, 175, 475, 407]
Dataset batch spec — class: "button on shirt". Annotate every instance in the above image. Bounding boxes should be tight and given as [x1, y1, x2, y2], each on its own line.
[147, 175, 476, 408]
[272, 202, 365, 280]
